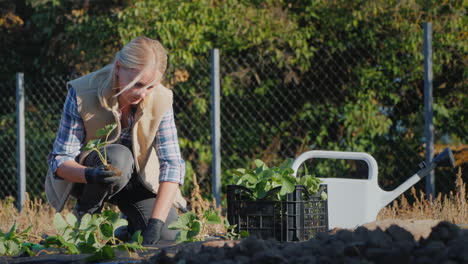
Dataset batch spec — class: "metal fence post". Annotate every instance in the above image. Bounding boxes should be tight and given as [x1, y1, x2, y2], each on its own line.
[16, 73, 26, 212]
[424, 22, 435, 199]
[211, 49, 221, 206]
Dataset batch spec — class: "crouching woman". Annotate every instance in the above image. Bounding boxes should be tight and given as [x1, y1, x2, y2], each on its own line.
[45, 36, 186, 245]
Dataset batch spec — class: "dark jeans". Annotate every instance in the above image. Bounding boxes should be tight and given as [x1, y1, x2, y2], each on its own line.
[71, 144, 178, 240]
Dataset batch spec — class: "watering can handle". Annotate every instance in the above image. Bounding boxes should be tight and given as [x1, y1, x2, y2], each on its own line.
[291, 150, 379, 184]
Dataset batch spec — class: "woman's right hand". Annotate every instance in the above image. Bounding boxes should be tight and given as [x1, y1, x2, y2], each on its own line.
[84, 165, 119, 185]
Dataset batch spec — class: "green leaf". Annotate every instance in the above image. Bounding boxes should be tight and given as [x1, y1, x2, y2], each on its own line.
[175, 230, 188, 243]
[77, 242, 97, 254]
[86, 232, 100, 248]
[83, 139, 100, 151]
[62, 228, 75, 243]
[96, 142, 107, 149]
[203, 209, 221, 224]
[86, 245, 115, 262]
[240, 230, 250, 238]
[280, 158, 294, 169]
[79, 214, 92, 229]
[256, 181, 268, 199]
[188, 221, 201, 238]
[100, 223, 113, 239]
[168, 212, 197, 230]
[20, 246, 34, 257]
[280, 167, 294, 177]
[254, 159, 265, 168]
[123, 242, 145, 251]
[240, 174, 257, 184]
[5, 240, 20, 255]
[223, 219, 231, 229]
[43, 236, 61, 248]
[232, 169, 246, 177]
[104, 123, 117, 136]
[113, 219, 128, 232]
[57, 236, 80, 254]
[102, 210, 120, 222]
[321, 191, 328, 200]
[54, 214, 68, 234]
[66, 213, 78, 227]
[0, 240, 6, 255]
[280, 175, 295, 196]
[96, 123, 117, 138]
[263, 169, 275, 179]
[4, 222, 17, 239]
[96, 129, 107, 138]
[131, 231, 143, 245]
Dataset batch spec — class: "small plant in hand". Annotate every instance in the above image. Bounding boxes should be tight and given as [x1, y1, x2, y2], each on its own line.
[83, 123, 121, 176]
[234, 159, 327, 200]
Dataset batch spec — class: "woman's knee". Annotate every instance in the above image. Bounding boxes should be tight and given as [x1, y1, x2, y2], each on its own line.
[102, 144, 134, 180]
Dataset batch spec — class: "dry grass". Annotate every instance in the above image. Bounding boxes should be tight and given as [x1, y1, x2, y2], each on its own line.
[0, 195, 60, 243]
[378, 167, 467, 224]
[188, 173, 227, 237]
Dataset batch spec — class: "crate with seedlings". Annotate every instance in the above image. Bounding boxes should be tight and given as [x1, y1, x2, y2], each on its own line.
[227, 159, 328, 242]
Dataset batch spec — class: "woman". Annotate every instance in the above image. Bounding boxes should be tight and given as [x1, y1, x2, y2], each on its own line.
[45, 37, 186, 245]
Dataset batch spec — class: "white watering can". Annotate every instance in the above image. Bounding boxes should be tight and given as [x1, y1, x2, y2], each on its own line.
[291, 148, 455, 229]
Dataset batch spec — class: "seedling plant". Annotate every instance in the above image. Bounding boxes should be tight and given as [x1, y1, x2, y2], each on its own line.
[0, 210, 145, 262]
[0, 223, 42, 257]
[82, 123, 117, 167]
[168, 208, 248, 243]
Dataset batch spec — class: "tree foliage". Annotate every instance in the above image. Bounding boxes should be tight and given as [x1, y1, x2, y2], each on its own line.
[0, 0, 465, 197]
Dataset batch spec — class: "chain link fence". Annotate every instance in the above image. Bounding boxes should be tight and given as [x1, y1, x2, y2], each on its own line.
[0, 79, 17, 199]
[0, 46, 465, 201]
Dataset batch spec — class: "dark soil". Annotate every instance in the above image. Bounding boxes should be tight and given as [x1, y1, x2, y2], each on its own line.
[148, 221, 468, 264]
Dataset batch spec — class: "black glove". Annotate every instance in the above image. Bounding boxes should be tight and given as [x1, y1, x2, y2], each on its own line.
[142, 218, 164, 245]
[84, 165, 119, 185]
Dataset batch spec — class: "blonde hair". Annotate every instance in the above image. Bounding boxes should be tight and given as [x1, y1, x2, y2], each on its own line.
[111, 37, 168, 96]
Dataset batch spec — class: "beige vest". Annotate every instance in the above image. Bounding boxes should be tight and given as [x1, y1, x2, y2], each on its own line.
[45, 65, 186, 212]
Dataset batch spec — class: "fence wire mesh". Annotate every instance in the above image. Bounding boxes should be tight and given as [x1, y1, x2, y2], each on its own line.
[0, 46, 465, 201]
[0, 79, 17, 199]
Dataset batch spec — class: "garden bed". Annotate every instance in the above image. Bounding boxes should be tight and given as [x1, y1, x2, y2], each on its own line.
[3, 219, 465, 264]
[148, 220, 468, 264]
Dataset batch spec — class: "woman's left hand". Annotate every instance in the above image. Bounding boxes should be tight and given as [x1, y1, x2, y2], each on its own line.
[142, 218, 165, 245]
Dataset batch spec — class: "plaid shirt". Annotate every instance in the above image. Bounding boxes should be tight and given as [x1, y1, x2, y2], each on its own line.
[48, 87, 185, 185]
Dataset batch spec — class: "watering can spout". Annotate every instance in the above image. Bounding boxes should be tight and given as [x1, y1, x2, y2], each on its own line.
[432, 147, 455, 168]
[381, 147, 455, 207]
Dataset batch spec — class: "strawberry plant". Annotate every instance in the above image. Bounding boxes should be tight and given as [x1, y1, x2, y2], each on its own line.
[82, 123, 117, 166]
[223, 219, 249, 240]
[0, 210, 145, 261]
[0, 223, 43, 257]
[168, 208, 222, 243]
[43, 210, 145, 262]
[234, 159, 327, 200]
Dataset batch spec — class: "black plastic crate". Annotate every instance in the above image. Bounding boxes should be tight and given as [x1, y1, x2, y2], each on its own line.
[227, 184, 328, 242]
